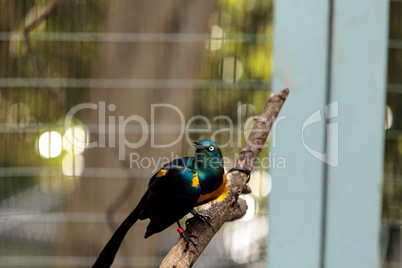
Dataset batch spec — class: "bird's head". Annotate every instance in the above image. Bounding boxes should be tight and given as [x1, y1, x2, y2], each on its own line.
[192, 139, 223, 171]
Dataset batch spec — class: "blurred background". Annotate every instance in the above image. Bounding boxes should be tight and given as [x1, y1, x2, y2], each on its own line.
[0, 0, 400, 267]
[382, 1, 402, 267]
[1, 0, 272, 267]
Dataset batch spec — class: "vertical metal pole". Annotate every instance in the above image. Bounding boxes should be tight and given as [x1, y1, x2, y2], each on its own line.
[268, 1, 331, 267]
[325, 1, 389, 267]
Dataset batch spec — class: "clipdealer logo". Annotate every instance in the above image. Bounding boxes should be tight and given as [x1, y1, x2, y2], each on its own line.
[64, 102, 286, 163]
[63, 101, 338, 169]
[302, 101, 339, 167]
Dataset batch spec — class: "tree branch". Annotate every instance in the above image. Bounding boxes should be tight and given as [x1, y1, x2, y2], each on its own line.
[160, 88, 289, 267]
[22, 0, 66, 109]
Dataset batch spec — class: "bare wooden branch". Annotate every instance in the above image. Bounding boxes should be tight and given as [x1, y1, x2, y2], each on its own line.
[160, 88, 289, 267]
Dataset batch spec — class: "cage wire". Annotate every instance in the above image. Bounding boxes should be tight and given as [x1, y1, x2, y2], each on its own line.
[4, 1, 401, 267]
[0, 0, 272, 267]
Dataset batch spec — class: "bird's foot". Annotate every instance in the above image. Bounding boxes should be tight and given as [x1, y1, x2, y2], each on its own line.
[186, 212, 212, 227]
[196, 212, 212, 226]
[180, 231, 198, 247]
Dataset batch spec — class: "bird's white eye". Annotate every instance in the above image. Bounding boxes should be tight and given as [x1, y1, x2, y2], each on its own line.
[208, 146, 215, 152]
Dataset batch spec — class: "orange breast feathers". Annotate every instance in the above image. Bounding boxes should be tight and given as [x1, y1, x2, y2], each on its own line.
[196, 174, 229, 205]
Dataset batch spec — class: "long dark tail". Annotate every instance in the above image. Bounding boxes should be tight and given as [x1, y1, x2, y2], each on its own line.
[92, 191, 148, 268]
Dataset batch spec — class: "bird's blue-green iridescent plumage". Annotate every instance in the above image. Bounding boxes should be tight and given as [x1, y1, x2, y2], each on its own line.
[92, 139, 225, 268]
[143, 139, 226, 236]
[193, 139, 225, 195]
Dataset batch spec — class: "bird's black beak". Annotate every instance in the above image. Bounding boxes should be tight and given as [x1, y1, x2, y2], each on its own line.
[192, 141, 206, 150]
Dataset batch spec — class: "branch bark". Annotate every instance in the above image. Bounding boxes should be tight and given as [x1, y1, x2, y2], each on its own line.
[160, 88, 289, 267]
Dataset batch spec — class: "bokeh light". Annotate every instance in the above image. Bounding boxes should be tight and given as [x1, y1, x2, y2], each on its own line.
[249, 170, 272, 197]
[219, 57, 243, 82]
[223, 216, 269, 264]
[38, 131, 63, 159]
[62, 154, 84, 177]
[63, 126, 88, 154]
[385, 105, 393, 130]
[206, 25, 224, 51]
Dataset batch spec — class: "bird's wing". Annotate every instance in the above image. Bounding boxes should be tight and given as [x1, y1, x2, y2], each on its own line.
[148, 157, 194, 186]
[142, 161, 201, 237]
[163, 156, 194, 171]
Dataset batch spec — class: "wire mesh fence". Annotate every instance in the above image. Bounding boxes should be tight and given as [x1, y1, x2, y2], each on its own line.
[1, 0, 272, 267]
[2, 0, 401, 267]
